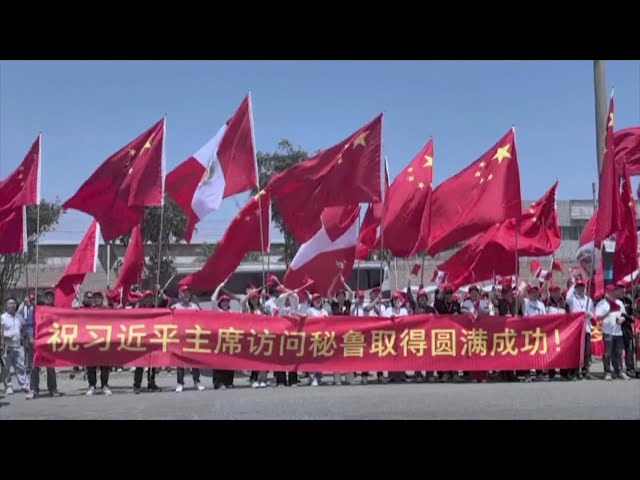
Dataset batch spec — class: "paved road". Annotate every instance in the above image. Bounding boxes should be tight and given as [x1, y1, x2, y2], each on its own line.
[2, 364, 639, 420]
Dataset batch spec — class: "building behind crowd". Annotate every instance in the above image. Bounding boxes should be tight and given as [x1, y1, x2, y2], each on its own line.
[8, 200, 640, 298]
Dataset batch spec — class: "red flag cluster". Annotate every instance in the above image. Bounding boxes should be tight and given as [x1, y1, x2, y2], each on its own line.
[0, 135, 41, 254]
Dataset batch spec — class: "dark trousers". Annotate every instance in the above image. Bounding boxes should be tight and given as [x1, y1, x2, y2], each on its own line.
[603, 334, 624, 374]
[623, 333, 636, 372]
[30, 367, 57, 393]
[177, 367, 200, 385]
[213, 370, 234, 388]
[275, 371, 298, 386]
[87, 366, 110, 388]
[134, 367, 157, 388]
[582, 332, 592, 373]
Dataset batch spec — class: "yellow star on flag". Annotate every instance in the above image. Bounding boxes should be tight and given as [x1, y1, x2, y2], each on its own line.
[423, 155, 433, 167]
[608, 112, 614, 128]
[493, 144, 511, 164]
[245, 216, 252, 222]
[141, 133, 155, 153]
[418, 182, 425, 189]
[475, 171, 481, 177]
[479, 178, 485, 184]
[128, 148, 136, 157]
[487, 173, 493, 181]
[353, 131, 369, 148]
[407, 167, 414, 173]
[479, 161, 486, 168]
[408, 176, 415, 182]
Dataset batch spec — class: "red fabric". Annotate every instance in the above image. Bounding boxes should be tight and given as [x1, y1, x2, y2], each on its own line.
[427, 129, 522, 255]
[267, 114, 382, 243]
[54, 221, 100, 307]
[613, 165, 638, 283]
[380, 140, 434, 257]
[0, 135, 40, 210]
[437, 182, 560, 288]
[180, 192, 271, 290]
[595, 97, 622, 248]
[35, 307, 586, 371]
[107, 224, 144, 301]
[530, 260, 541, 275]
[356, 161, 389, 260]
[411, 263, 421, 276]
[614, 126, 640, 176]
[0, 207, 25, 254]
[552, 259, 564, 272]
[63, 118, 164, 240]
[166, 95, 257, 242]
[284, 205, 359, 297]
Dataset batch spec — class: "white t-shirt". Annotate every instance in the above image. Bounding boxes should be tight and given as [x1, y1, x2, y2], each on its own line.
[1, 312, 25, 348]
[566, 288, 594, 333]
[264, 297, 278, 315]
[595, 298, 625, 336]
[350, 303, 367, 316]
[546, 300, 567, 315]
[384, 306, 408, 317]
[171, 302, 200, 310]
[523, 298, 546, 317]
[306, 306, 328, 317]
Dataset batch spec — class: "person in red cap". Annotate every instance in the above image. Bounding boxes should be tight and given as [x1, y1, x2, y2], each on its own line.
[271, 288, 305, 387]
[383, 291, 408, 383]
[242, 288, 271, 388]
[356, 288, 385, 384]
[305, 293, 328, 386]
[565, 276, 595, 379]
[545, 284, 572, 380]
[172, 285, 205, 392]
[211, 281, 239, 389]
[130, 290, 162, 394]
[460, 285, 491, 383]
[433, 285, 462, 382]
[327, 275, 355, 385]
[404, 281, 436, 383]
[81, 291, 113, 396]
[596, 283, 632, 380]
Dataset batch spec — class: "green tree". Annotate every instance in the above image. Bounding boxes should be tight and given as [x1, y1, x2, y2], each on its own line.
[0, 199, 63, 304]
[254, 139, 308, 266]
[114, 197, 186, 289]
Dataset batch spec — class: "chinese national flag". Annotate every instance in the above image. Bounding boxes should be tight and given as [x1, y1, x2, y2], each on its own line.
[594, 97, 622, 248]
[0, 134, 41, 210]
[613, 165, 638, 283]
[63, 118, 165, 241]
[54, 220, 100, 307]
[614, 127, 640, 176]
[0, 206, 26, 255]
[107, 224, 145, 302]
[436, 182, 559, 289]
[180, 191, 271, 291]
[427, 129, 522, 256]
[267, 114, 382, 243]
[356, 159, 389, 260]
[381, 140, 434, 257]
[166, 94, 257, 242]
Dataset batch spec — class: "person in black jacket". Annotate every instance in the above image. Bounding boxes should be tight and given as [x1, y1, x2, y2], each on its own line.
[433, 285, 461, 382]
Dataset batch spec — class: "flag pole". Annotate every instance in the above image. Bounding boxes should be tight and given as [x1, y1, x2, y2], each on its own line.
[379, 156, 388, 294]
[585, 182, 598, 302]
[356, 211, 362, 294]
[257, 194, 266, 289]
[155, 115, 167, 306]
[34, 132, 42, 303]
[420, 253, 425, 286]
[248, 91, 266, 291]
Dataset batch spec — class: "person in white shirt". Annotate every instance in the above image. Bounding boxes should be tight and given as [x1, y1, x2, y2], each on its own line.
[273, 290, 302, 387]
[385, 291, 408, 383]
[521, 285, 547, 381]
[357, 288, 385, 384]
[565, 278, 595, 379]
[211, 280, 240, 389]
[595, 283, 631, 380]
[1, 297, 31, 395]
[242, 289, 270, 388]
[305, 294, 328, 387]
[172, 286, 205, 392]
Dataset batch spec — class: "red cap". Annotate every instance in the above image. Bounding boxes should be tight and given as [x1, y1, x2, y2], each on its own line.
[142, 289, 155, 298]
[311, 293, 322, 302]
[179, 285, 190, 293]
[297, 291, 308, 302]
[391, 290, 404, 301]
[527, 284, 540, 293]
[217, 294, 230, 303]
[371, 287, 381, 295]
[28, 294, 36, 301]
[417, 289, 428, 298]
[356, 290, 365, 299]
[443, 285, 454, 294]
[615, 282, 626, 289]
[606, 284, 616, 293]
[550, 284, 561, 291]
[247, 290, 260, 300]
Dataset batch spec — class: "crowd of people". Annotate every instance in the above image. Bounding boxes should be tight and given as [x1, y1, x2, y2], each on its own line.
[1, 273, 637, 400]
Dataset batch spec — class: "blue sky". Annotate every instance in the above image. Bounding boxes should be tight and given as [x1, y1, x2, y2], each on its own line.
[1, 60, 639, 244]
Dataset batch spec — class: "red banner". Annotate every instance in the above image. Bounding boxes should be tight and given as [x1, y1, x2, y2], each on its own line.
[35, 307, 586, 371]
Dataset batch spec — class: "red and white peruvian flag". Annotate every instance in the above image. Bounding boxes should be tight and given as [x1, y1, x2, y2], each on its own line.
[165, 94, 258, 242]
[534, 267, 553, 282]
[284, 205, 360, 297]
[431, 269, 448, 286]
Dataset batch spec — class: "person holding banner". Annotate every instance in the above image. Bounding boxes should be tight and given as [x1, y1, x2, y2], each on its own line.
[384, 291, 409, 383]
[211, 279, 240, 389]
[26, 296, 60, 399]
[406, 284, 436, 382]
[565, 277, 594, 379]
[244, 289, 269, 388]
[173, 286, 205, 392]
[274, 290, 302, 387]
[596, 283, 632, 381]
[132, 291, 161, 394]
[85, 292, 113, 396]
[545, 285, 571, 380]
[434, 285, 461, 382]
[305, 294, 328, 387]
